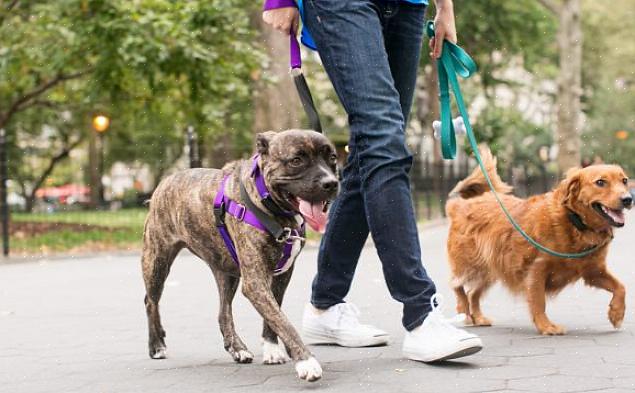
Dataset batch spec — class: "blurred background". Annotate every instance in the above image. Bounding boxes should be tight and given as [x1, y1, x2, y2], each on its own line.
[1, 0, 633, 256]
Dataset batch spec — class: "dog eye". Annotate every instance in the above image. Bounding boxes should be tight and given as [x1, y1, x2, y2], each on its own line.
[289, 157, 304, 167]
[330, 153, 337, 163]
[595, 179, 606, 187]
[623, 178, 628, 185]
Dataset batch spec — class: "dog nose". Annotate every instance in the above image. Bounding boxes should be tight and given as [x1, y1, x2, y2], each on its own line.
[622, 195, 633, 208]
[320, 178, 338, 192]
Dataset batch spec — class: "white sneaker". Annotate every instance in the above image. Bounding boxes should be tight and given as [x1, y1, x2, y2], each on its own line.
[302, 303, 390, 347]
[403, 294, 483, 362]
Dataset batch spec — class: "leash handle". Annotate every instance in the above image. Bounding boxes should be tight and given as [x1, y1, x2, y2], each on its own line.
[290, 29, 302, 69]
[426, 21, 600, 259]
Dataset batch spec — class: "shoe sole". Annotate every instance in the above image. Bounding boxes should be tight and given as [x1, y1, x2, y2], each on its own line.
[303, 327, 390, 348]
[403, 337, 483, 363]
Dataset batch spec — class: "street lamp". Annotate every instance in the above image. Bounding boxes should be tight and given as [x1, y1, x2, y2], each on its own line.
[89, 114, 110, 208]
[92, 115, 110, 133]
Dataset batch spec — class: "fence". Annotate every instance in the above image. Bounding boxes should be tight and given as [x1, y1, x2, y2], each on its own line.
[410, 155, 558, 221]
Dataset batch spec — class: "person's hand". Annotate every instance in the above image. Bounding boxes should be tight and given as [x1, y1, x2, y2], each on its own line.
[429, 0, 457, 58]
[262, 7, 300, 35]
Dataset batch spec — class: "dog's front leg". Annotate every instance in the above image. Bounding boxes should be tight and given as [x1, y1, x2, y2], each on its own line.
[526, 262, 565, 335]
[240, 264, 321, 382]
[583, 267, 626, 329]
[261, 268, 294, 365]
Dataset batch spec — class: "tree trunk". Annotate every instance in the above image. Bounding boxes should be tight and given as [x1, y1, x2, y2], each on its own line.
[415, 64, 441, 163]
[555, 0, 583, 173]
[251, 11, 302, 133]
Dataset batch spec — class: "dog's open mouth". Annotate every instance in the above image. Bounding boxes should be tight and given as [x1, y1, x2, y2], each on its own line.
[286, 194, 329, 233]
[592, 202, 625, 227]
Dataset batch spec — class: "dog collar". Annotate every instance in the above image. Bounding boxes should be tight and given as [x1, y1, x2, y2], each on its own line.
[251, 155, 296, 217]
[567, 209, 590, 232]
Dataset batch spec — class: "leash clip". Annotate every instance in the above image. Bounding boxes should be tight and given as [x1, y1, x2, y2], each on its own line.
[276, 227, 305, 243]
[276, 227, 293, 243]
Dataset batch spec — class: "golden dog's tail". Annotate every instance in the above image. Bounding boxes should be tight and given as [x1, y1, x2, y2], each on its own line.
[449, 145, 513, 200]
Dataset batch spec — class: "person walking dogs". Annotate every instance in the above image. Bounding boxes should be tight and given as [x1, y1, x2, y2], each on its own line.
[262, 0, 483, 362]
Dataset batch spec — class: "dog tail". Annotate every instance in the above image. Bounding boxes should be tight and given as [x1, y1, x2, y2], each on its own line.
[449, 145, 513, 199]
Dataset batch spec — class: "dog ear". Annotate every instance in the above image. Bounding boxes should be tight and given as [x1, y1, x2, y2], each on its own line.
[562, 168, 581, 206]
[256, 131, 277, 155]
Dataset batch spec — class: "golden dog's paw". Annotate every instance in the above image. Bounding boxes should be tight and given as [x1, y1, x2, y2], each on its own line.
[609, 303, 625, 329]
[471, 315, 493, 327]
[538, 323, 566, 336]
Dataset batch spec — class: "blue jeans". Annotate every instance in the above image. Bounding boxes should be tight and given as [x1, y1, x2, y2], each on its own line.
[304, 0, 437, 331]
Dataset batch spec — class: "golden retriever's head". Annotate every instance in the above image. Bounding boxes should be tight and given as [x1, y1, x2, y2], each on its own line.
[560, 165, 632, 229]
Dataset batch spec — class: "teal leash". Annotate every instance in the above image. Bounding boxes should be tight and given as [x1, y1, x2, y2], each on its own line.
[426, 21, 600, 259]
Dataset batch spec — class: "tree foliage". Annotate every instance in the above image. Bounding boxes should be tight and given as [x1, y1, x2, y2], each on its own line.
[1, 0, 261, 207]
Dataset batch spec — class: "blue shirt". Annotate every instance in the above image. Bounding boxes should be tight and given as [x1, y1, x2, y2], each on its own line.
[298, 0, 428, 50]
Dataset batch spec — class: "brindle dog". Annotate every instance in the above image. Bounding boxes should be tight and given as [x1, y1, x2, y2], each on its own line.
[141, 129, 338, 382]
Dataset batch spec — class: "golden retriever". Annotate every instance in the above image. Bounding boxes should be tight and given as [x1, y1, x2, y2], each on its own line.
[446, 147, 631, 335]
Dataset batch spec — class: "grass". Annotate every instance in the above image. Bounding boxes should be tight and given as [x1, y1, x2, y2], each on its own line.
[8, 201, 438, 255]
[12, 208, 147, 228]
[10, 208, 148, 255]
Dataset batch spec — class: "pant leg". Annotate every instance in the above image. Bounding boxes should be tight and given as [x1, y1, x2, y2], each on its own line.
[304, 0, 436, 330]
[311, 144, 370, 308]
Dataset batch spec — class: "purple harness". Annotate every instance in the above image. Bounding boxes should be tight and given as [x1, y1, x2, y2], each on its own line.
[213, 156, 305, 275]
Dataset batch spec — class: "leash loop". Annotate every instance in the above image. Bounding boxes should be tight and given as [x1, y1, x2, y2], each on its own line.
[427, 21, 600, 259]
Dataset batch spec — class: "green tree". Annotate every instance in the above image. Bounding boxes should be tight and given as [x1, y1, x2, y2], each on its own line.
[1, 0, 261, 210]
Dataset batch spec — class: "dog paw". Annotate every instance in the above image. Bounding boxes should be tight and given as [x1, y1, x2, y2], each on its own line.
[229, 348, 254, 363]
[609, 303, 625, 329]
[150, 346, 167, 359]
[262, 340, 289, 365]
[538, 323, 566, 336]
[471, 315, 493, 327]
[295, 356, 322, 382]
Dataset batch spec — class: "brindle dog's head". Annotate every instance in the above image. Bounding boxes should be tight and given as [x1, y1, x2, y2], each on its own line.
[255, 130, 339, 228]
[560, 164, 632, 229]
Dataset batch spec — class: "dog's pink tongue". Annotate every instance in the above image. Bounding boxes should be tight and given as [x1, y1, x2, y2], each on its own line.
[607, 208, 625, 225]
[299, 199, 328, 233]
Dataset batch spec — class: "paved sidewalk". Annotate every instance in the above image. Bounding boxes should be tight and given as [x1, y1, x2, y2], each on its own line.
[1, 214, 635, 393]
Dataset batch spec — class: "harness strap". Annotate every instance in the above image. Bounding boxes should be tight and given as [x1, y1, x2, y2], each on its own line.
[213, 176, 240, 264]
[251, 155, 295, 217]
[427, 21, 601, 259]
[240, 180, 297, 243]
[213, 175, 304, 274]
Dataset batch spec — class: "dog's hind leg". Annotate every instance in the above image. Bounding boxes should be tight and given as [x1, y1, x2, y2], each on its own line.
[213, 271, 253, 363]
[261, 268, 293, 365]
[142, 237, 182, 359]
[467, 283, 493, 326]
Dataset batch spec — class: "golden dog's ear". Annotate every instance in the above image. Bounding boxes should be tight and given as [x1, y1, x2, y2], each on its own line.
[562, 168, 581, 206]
[256, 131, 277, 155]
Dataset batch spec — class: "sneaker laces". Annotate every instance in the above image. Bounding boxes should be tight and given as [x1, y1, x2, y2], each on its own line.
[424, 294, 466, 334]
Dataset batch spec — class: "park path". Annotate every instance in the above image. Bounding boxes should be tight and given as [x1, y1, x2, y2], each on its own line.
[2, 214, 635, 393]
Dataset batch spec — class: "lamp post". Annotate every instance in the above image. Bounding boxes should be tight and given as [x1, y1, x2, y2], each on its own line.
[0, 129, 8, 256]
[89, 114, 110, 208]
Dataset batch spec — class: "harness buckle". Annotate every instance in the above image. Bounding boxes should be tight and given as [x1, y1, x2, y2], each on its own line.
[213, 202, 226, 225]
[235, 204, 246, 221]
